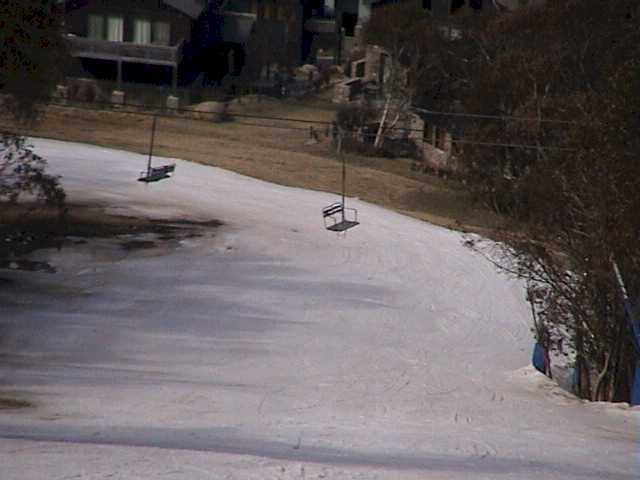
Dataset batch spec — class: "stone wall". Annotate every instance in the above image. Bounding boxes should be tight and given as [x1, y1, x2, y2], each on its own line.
[364, 45, 387, 83]
[333, 78, 362, 103]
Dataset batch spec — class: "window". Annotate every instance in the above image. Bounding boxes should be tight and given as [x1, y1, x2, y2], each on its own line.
[88, 14, 104, 40]
[424, 123, 436, 145]
[107, 15, 124, 42]
[226, 0, 252, 12]
[153, 21, 171, 45]
[341, 12, 358, 37]
[134, 19, 152, 44]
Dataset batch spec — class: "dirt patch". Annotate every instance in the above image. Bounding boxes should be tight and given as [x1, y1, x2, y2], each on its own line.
[168, 219, 223, 228]
[0, 259, 56, 273]
[0, 203, 223, 271]
[0, 396, 32, 410]
[120, 240, 156, 251]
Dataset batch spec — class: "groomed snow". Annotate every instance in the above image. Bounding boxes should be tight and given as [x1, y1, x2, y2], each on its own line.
[0, 138, 637, 479]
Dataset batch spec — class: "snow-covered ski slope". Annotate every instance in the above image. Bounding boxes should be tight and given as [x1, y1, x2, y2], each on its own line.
[0, 139, 637, 479]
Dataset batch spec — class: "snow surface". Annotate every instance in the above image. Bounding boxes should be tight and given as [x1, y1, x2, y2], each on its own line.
[0, 138, 637, 479]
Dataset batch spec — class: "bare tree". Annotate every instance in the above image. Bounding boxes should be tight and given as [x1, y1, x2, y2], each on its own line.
[460, 0, 640, 402]
[365, 0, 640, 401]
[363, 2, 430, 150]
[1, 0, 67, 259]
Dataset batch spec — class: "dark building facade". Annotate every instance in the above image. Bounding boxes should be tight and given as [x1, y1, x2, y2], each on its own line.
[61, 0, 209, 89]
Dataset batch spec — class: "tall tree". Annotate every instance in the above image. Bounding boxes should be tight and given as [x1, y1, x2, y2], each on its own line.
[0, 0, 67, 121]
[463, 0, 640, 402]
[1, 0, 67, 251]
[365, 0, 640, 401]
[363, 2, 430, 149]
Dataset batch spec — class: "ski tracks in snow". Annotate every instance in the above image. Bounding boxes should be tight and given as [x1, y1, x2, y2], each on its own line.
[0, 139, 636, 480]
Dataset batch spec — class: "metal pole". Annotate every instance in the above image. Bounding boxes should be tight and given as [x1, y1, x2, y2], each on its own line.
[338, 131, 346, 222]
[147, 115, 157, 176]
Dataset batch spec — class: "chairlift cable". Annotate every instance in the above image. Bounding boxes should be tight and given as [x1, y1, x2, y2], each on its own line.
[147, 115, 157, 178]
[339, 132, 346, 223]
[137, 115, 176, 183]
[48, 99, 582, 152]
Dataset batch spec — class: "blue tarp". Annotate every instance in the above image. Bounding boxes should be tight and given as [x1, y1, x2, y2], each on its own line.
[629, 309, 640, 356]
[632, 363, 640, 406]
[532, 342, 546, 375]
[623, 297, 640, 405]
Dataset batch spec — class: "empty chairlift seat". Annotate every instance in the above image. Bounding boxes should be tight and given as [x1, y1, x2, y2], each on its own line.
[137, 115, 176, 183]
[138, 163, 176, 183]
[322, 202, 359, 232]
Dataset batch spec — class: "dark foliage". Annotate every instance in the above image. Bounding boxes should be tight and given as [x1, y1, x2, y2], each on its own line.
[0, 136, 65, 206]
[0, 0, 68, 122]
[1, 1, 67, 261]
[369, 0, 640, 401]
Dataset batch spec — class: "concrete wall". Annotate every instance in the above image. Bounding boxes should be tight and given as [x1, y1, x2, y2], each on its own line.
[363, 45, 386, 83]
[409, 114, 460, 173]
[333, 77, 362, 103]
[357, 0, 372, 22]
[421, 140, 456, 172]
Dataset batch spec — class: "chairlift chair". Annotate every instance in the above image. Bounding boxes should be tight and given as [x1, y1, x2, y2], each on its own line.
[322, 131, 360, 233]
[138, 163, 176, 183]
[137, 115, 176, 183]
[322, 202, 359, 232]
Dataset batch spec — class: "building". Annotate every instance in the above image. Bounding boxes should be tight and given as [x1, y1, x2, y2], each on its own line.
[205, 0, 304, 85]
[425, 0, 488, 17]
[59, 0, 324, 93]
[304, 0, 376, 63]
[61, 0, 210, 91]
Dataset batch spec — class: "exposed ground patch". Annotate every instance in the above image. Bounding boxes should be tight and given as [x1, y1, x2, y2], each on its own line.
[0, 396, 32, 410]
[0, 203, 223, 272]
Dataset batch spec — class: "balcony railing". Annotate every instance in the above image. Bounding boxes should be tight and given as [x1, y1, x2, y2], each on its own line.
[304, 16, 337, 35]
[66, 35, 184, 66]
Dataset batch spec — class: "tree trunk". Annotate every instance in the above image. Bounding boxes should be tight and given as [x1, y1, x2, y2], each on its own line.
[374, 95, 391, 149]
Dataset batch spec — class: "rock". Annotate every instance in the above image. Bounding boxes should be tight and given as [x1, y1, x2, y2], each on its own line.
[191, 101, 228, 122]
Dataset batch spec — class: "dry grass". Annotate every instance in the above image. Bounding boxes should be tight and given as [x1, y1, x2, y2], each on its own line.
[0, 96, 503, 233]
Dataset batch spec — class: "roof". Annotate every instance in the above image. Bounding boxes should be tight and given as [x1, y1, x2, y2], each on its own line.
[495, 0, 546, 11]
[163, 0, 209, 19]
[221, 12, 256, 44]
[58, 0, 209, 18]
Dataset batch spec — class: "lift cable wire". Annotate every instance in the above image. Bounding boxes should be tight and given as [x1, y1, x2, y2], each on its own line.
[51, 97, 578, 126]
[42, 98, 580, 151]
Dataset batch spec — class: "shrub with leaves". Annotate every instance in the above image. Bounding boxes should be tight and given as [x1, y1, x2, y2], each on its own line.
[0, 135, 65, 206]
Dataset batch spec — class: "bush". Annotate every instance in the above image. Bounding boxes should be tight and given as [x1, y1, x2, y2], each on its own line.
[0, 135, 65, 207]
